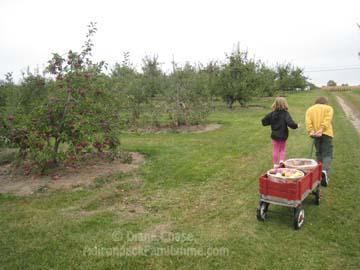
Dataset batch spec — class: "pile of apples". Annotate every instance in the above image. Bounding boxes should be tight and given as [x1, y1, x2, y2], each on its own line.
[268, 168, 304, 180]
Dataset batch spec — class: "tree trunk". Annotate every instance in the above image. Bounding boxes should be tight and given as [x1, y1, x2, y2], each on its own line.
[226, 96, 234, 109]
[239, 99, 247, 107]
[52, 137, 61, 165]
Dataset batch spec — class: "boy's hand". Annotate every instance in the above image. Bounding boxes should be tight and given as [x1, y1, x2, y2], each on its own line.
[314, 128, 323, 137]
[315, 130, 323, 137]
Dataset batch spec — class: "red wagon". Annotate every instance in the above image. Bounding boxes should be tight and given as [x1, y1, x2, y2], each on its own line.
[256, 162, 322, 229]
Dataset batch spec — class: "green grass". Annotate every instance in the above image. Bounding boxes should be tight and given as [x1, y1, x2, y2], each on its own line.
[0, 90, 360, 269]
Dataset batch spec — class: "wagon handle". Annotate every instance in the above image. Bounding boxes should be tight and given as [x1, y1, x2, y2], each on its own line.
[309, 138, 315, 159]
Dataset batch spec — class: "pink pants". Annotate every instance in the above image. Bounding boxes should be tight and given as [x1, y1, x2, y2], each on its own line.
[272, 140, 286, 165]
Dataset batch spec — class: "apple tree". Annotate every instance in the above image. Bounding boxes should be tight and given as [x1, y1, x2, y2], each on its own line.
[1, 22, 121, 173]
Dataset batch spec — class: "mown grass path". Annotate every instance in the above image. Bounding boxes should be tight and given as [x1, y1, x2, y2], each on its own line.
[335, 96, 360, 134]
[0, 90, 359, 269]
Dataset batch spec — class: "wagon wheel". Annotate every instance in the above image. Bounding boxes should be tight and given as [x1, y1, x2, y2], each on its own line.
[314, 185, 320, 205]
[293, 206, 305, 230]
[256, 201, 269, 221]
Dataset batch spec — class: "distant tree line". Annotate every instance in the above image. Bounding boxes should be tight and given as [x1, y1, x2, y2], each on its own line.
[0, 23, 309, 172]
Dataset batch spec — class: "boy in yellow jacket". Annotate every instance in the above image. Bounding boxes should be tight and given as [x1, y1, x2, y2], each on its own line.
[305, 96, 334, 187]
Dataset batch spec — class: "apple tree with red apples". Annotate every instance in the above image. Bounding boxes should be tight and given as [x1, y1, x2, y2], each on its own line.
[1, 22, 121, 173]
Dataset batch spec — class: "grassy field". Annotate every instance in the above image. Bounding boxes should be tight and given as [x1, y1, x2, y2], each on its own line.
[1, 90, 360, 270]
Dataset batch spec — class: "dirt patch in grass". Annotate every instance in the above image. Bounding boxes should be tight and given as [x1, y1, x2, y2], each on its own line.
[0, 148, 17, 165]
[62, 173, 148, 222]
[336, 96, 360, 134]
[0, 152, 145, 196]
[129, 123, 222, 134]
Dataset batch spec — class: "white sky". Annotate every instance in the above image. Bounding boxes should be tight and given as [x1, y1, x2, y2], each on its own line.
[1, 0, 360, 86]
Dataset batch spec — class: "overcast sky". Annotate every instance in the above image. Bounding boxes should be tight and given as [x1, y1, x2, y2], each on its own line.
[1, 0, 360, 86]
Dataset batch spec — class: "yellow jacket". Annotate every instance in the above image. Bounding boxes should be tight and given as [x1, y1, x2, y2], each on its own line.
[305, 104, 334, 137]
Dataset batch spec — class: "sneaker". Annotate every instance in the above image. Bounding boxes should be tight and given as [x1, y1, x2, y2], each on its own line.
[321, 170, 329, 187]
[279, 161, 285, 168]
[273, 164, 279, 169]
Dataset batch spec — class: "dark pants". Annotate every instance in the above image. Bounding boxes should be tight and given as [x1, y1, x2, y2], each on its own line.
[313, 135, 333, 174]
